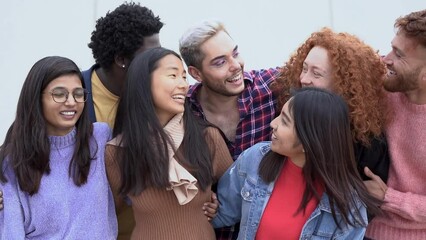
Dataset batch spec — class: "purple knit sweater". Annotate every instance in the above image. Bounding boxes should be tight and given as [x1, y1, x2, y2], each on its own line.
[0, 122, 117, 239]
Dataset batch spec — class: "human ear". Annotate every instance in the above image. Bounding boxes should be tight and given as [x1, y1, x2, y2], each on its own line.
[188, 66, 203, 83]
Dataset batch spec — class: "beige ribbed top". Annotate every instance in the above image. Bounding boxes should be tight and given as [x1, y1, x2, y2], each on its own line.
[105, 126, 233, 240]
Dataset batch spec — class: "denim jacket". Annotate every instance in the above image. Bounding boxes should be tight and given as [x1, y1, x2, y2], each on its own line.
[212, 142, 368, 240]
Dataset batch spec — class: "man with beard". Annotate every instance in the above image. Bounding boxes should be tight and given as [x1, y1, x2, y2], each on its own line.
[179, 20, 279, 240]
[364, 9, 426, 240]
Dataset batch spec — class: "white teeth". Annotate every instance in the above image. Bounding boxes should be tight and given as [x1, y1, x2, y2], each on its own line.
[172, 95, 185, 100]
[61, 111, 75, 116]
[387, 69, 396, 75]
[227, 73, 242, 82]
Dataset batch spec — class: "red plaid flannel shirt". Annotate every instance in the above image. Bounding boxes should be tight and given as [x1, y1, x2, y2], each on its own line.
[187, 68, 279, 240]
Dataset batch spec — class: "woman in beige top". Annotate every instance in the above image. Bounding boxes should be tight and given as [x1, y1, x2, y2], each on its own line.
[105, 47, 233, 240]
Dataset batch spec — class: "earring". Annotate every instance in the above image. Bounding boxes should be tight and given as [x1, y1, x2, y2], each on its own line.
[302, 149, 305, 153]
[122, 64, 125, 69]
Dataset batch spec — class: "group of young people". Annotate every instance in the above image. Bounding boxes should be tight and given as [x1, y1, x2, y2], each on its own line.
[0, 2, 425, 240]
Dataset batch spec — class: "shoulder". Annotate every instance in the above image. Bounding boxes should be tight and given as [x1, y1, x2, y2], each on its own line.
[204, 126, 222, 140]
[92, 122, 112, 143]
[1, 157, 16, 182]
[187, 83, 201, 98]
[236, 141, 271, 172]
[104, 143, 121, 167]
[81, 64, 98, 79]
[203, 127, 228, 152]
[244, 68, 281, 83]
[319, 192, 366, 216]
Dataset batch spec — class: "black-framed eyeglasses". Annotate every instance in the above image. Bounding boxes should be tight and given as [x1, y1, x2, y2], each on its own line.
[46, 87, 89, 103]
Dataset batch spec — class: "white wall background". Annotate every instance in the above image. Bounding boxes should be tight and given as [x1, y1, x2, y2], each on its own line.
[0, 0, 424, 140]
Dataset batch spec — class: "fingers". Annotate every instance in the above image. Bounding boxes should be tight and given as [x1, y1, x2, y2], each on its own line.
[203, 202, 218, 220]
[364, 167, 385, 185]
[364, 167, 374, 178]
[211, 192, 219, 205]
[203, 192, 219, 221]
[211, 192, 217, 200]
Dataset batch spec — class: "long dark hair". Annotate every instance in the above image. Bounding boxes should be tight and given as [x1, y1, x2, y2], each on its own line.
[0, 56, 95, 195]
[113, 47, 213, 196]
[259, 87, 381, 227]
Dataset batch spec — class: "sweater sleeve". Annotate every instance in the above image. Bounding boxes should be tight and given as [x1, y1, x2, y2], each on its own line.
[0, 163, 26, 239]
[104, 145, 126, 214]
[382, 187, 426, 222]
[205, 127, 233, 182]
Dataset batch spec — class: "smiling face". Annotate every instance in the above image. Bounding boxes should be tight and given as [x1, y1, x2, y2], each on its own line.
[196, 30, 245, 96]
[383, 32, 426, 94]
[269, 98, 305, 166]
[300, 46, 333, 91]
[151, 54, 189, 126]
[42, 74, 85, 136]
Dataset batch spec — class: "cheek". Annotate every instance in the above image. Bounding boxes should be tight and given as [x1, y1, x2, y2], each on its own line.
[77, 102, 85, 114]
[41, 98, 54, 116]
[237, 57, 244, 68]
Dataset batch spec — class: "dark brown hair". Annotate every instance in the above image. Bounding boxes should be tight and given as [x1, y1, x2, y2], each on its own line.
[113, 47, 213, 195]
[259, 88, 382, 227]
[0, 56, 95, 195]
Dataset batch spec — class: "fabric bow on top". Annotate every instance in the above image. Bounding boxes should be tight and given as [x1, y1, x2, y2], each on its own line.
[164, 113, 198, 205]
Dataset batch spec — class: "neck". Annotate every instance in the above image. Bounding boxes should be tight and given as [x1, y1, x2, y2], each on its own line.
[198, 85, 239, 113]
[289, 153, 305, 168]
[404, 88, 426, 105]
[96, 67, 125, 96]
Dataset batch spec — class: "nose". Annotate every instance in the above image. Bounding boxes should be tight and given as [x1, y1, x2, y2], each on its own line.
[300, 73, 312, 86]
[64, 94, 77, 106]
[382, 52, 393, 67]
[270, 116, 278, 130]
[177, 77, 189, 89]
[229, 57, 242, 72]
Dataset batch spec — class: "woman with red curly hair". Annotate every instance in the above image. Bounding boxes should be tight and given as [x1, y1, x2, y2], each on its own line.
[272, 27, 390, 182]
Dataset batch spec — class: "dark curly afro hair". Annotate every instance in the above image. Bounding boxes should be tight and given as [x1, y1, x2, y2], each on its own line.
[88, 2, 163, 69]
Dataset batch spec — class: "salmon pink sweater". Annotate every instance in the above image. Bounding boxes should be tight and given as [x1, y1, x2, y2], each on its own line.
[366, 92, 426, 239]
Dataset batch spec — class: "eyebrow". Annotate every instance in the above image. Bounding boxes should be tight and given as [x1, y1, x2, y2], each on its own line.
[210, 45, 239, 63]
[165, 66, 186, 74]
[303, 61, 327, 72]
[392, 45, 405, 57]
[282, 110, 291, 122]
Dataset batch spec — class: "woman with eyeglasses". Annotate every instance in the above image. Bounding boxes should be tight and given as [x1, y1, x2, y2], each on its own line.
[0, 56, 117, 239]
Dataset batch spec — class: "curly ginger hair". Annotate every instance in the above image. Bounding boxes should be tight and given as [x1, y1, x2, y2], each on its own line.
[272, 28, 388, 146]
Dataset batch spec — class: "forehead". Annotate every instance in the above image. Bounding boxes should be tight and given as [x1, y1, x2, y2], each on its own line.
[156, 54, 184, 69]
[392, 33, 426, 59]
[200, 30, 236, 60]
[137, 34, 161, 54]
[45, 74, 82, 90]
[304, 46, 330, 64]
[282, 99, 292, 114]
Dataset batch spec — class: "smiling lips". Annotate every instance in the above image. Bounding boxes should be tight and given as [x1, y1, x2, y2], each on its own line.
[388, 70, 397, 75]
[60, 111, 76, 116]
[227, 72, 243, 83]
[172, 94, 186, 103]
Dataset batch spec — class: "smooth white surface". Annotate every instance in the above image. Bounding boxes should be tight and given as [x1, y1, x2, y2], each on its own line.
[0, 0, 424, 140]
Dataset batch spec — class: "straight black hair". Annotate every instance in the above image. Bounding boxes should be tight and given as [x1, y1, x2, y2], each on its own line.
[259, 87, 381, 227]
[0, 56, 95, 194]
[113, 47, 213, 195]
